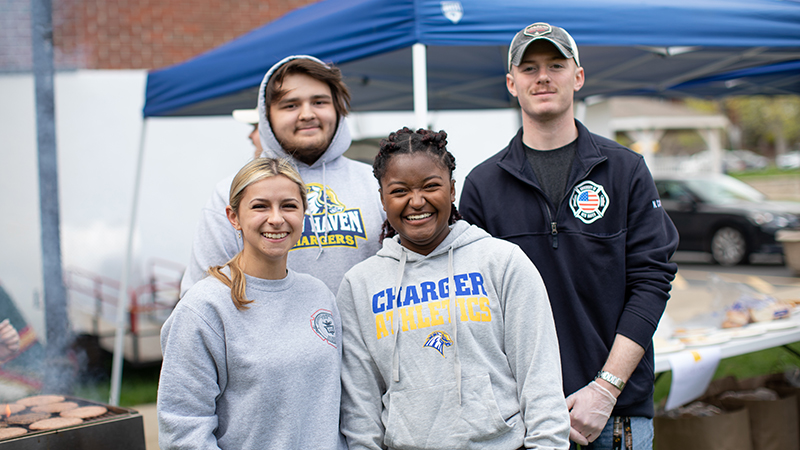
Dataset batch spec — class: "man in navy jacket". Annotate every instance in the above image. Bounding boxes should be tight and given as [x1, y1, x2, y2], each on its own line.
[460, 22, 678, 450]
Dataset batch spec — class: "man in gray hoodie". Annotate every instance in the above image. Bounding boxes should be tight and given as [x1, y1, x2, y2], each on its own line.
[181, 55, 385, 295]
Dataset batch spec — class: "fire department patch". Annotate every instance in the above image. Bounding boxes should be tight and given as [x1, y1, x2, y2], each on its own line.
[310, 309, 337, 348]
[569, 180, 609, 224]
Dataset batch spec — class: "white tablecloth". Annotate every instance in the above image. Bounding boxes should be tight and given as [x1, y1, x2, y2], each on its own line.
[654, 316, 800, 373]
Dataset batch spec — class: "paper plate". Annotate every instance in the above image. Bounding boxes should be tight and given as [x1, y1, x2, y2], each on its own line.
[720, 325, 767, 339]
[672, 327, 717, 339]
[762, 319, 800, 331]
[654, 340, 686, 354]
[680, 334, 731, 348]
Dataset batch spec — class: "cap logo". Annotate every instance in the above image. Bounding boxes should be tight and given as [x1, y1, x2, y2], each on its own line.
[524, 23, 552, 37]
[441, 1, 463, 24]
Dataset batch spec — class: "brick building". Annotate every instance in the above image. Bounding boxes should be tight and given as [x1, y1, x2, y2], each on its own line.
[1, 0, 317, 72]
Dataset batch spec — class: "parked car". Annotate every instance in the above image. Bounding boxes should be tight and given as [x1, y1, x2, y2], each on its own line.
[679, 150, 744, 173]
[777, 151, 800, 169]
[654, 173, 800, 265]
[678, 149, 768, 174]
[729, 149, 769, 171]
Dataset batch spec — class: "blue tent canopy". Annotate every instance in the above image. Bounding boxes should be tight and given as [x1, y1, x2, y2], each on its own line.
[660, 59, 800, 97]
[143, 0, 800, 117]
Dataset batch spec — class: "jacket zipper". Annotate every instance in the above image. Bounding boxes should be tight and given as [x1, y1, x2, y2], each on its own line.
[541, 196, 559, 249]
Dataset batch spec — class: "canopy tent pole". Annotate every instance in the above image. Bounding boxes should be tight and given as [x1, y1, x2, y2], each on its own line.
[109, 119, 148, 406]
[32, 0, 73, 394]
[413, 43, 428, 130]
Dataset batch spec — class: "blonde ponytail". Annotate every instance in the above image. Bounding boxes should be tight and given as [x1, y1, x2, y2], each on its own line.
[208, 253, 254, 310]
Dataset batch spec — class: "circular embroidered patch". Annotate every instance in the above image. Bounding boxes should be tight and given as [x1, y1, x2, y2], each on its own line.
[569, 180, 609, 224]
[310, 309, 337, 348]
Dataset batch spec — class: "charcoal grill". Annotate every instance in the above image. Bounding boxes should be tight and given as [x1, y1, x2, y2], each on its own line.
[0, 396, 145, 449]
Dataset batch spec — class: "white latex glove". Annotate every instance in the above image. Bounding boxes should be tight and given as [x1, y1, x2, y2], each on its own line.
[565, 380, 617, 445]
[0, 319, 20, 360]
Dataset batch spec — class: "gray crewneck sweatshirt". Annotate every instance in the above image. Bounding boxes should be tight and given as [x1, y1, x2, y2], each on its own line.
[337, 221, 569, 450]
[180, 55, 385, 296]
[159, 270, 346, 450]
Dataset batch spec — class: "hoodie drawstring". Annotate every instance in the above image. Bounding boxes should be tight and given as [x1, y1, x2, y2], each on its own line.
[391, 249, 407, 383]
[312, 160, 329, 260]
[310, 212, 323, 259]
[388, 241, 461, 404]
[448, 246, 462, 404]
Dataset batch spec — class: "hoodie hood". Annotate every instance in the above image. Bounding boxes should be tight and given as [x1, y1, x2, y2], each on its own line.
[377, 220, 490, 262]
[256, 55, 352, 168]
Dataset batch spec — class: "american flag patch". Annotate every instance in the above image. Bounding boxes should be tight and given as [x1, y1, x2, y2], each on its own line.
[578, 190, 600, 212]
[570, 180, 609, 224]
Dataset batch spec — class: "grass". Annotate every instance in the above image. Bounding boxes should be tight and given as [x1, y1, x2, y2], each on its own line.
[74, 362, 161, 407]
[654, 342, 800, 407]
[73, 340, 800, 408]
[73, 343, 800, 409]
[729, 167, 800, 180]
[67, 335, 161, 407]
[67, 322, 800, 408]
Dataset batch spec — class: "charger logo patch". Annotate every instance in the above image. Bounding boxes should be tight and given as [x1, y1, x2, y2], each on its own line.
[294, 183, 368, 250]
[569, 181, 609, 224]
[423, 331, 453, 357]
[310, 309, 337, 348]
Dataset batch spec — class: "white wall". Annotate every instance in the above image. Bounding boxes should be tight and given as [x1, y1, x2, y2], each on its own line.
[1, 70, 520, 340]
[1, 70, 253, 339]
[1, 75, 44, 336]
[581, 100, 613, 139]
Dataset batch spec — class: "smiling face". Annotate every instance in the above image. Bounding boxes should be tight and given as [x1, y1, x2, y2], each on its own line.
[226, 175, 306, 279]
[506, 40, 584, 124]
[268, 73, 337, 166]
[379, 153, 456, 255]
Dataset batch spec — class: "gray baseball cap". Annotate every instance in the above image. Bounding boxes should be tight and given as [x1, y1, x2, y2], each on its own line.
[508, 22, 580, 71]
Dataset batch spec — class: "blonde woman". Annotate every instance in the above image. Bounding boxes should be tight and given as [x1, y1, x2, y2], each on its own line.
[158, 158, 345, 450]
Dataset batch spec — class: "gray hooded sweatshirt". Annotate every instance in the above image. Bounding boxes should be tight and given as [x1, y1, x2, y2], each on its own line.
[180, 55, 385, 296]
[337, 221, 570, 450]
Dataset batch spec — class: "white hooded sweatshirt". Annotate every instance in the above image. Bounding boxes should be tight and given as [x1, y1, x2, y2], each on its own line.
[181, 55, 385, 295]
[338, 221, 570, 450]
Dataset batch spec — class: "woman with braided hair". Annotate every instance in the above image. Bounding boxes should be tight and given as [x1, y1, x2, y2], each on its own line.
[337, 127, 570, 450]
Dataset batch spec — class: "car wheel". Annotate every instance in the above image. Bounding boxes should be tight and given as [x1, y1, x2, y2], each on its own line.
[711, 227, 748, 266]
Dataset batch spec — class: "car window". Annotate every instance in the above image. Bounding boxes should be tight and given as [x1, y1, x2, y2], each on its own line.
[657, 181, 692, 201]
[683, 176, 766, 204]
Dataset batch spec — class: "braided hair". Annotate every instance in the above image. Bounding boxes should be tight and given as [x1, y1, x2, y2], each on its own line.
[373, 127, 463, 242]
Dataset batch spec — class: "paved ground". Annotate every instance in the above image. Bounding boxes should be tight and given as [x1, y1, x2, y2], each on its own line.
[132, 403, 158, 450]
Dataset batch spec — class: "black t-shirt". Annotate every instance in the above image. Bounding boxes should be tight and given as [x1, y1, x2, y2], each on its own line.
[524, 138, 578, 205]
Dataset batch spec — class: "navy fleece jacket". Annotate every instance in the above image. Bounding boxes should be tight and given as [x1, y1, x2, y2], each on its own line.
[459, 121, 679, 418]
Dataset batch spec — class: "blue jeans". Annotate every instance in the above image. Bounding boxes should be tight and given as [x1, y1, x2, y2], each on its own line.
[571, 417, 653, 450]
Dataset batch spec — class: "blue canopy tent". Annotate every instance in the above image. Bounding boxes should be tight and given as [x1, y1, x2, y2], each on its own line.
[662, 59, 800, 98]
[143, 0, 800, 118]
[113, 0, 800, 403]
